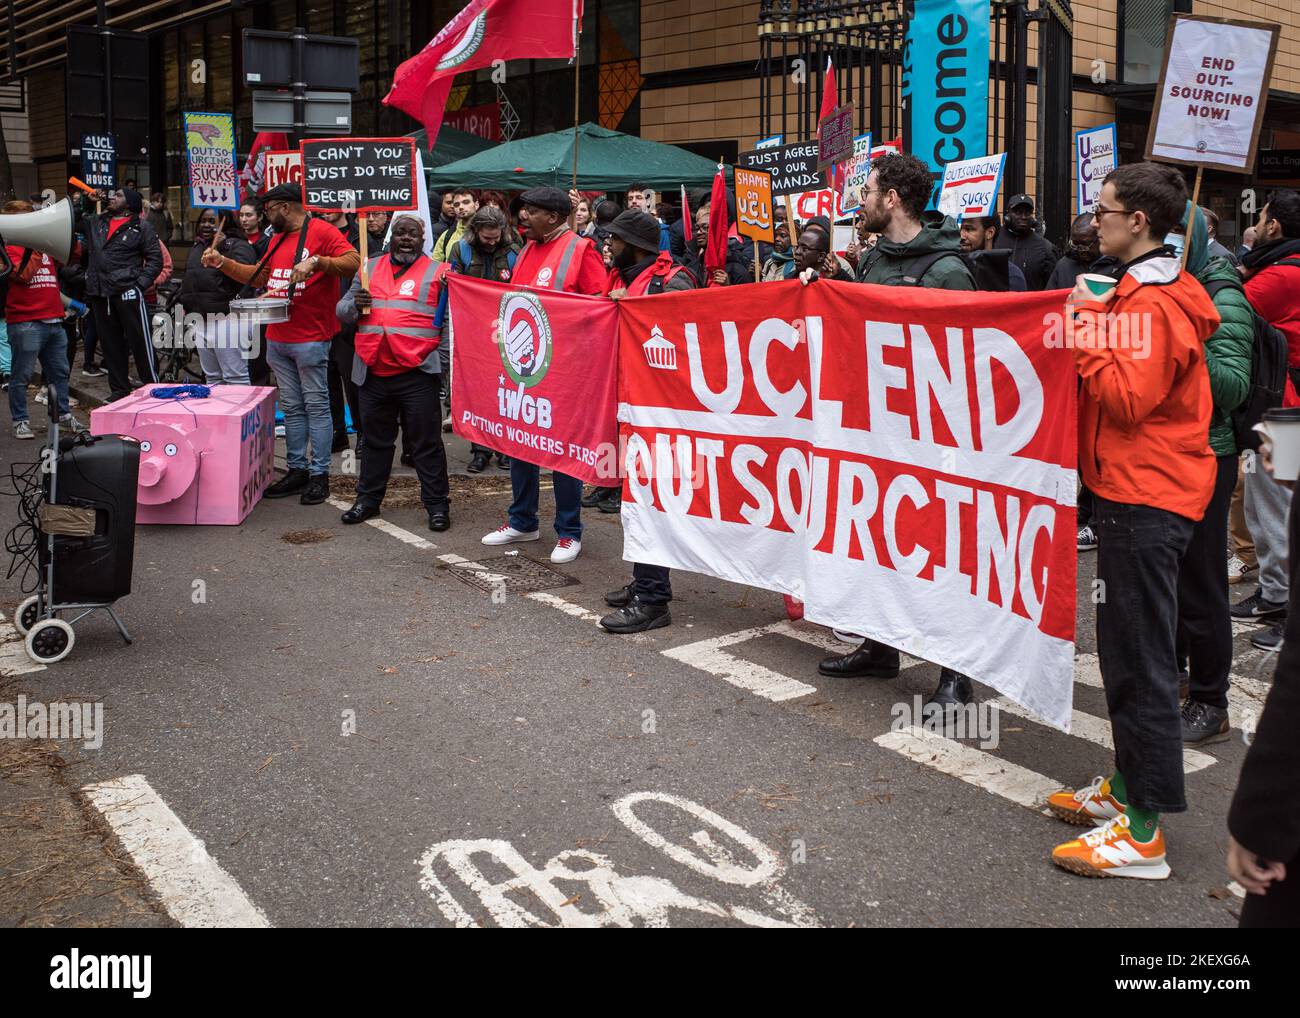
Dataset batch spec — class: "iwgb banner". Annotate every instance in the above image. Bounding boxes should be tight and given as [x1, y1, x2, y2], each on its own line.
[448, 274, 620, 485]
[618, 281, 1079, 730]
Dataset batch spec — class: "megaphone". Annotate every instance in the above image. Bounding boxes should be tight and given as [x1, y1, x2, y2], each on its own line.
[0, 197, 76, 266]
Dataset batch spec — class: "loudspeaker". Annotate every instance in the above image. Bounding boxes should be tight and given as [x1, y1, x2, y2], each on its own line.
[0, 197, 77, 265]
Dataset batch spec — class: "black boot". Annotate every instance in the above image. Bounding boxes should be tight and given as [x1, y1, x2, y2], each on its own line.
[341, 501, 380, 524]
[818, 639, 900, 678]
[332, 431, 350, 453]
[580, 486, 603, 507]
[604, 582, 635, 608]
[495, 453, 510, 470]
[600, 598, 671, 634]
[264, 468, 310, 499]
[300, 473, 330, 505]
[925, 669, 974, 712]
[596, 487, 622, 513]
[428, 508, 451, 532]
[467, 451, 490, 474]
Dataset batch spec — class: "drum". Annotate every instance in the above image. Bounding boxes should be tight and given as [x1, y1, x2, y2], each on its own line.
[229, 297, 291, 324]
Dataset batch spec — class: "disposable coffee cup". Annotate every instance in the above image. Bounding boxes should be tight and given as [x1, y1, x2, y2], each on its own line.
[1255, 407, 1300, 482]
[1080, 273, 1118, 298]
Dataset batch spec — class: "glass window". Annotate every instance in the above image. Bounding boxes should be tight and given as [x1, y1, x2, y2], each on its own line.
[1122, 0, 1175, 85]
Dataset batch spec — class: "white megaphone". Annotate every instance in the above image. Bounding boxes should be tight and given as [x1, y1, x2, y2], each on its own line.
[0, 197, 76, 267]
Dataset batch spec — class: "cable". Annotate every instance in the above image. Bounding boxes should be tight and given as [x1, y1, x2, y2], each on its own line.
[0, 456, 47, 592]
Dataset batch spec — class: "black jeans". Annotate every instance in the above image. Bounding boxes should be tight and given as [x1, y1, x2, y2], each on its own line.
[1095, 496, 1196, 813]
[357, 369, 449, 513]
[633, 563, 672, 605]
[1177, 454, 1237, 709]
[1078, 478, 1096, 528]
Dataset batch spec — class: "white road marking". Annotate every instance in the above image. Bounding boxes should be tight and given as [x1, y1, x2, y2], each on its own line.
[82, 774, 271, 928]
[324, 496, 437, 549]
[874, 725, 1060, 813]
[0, 611, 44, 676]
[662, 623, 819, 702]
[527, 591, 604, 623]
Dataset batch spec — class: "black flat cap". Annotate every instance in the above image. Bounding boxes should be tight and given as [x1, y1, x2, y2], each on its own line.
[517, 186, 571, 215]
[262, 182, 304, 205]
[607, 210, 661, 253]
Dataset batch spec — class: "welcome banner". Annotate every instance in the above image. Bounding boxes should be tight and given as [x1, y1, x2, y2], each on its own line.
[617, 281, 1079, 730]
[448, 274, 620, 485]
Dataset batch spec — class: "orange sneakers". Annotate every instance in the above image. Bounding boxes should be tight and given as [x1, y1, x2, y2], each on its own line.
[1046, 775, 1126, 826]
[1051, 814, 1171, 880]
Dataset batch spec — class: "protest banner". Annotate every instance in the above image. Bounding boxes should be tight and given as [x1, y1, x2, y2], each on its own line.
[739, 141, 824, 197]
[80, 133, 117, 191]
[755, 134, 784, 150]
[1075, 122, 1117, 214]
[936, 152, 1006, 220]
[262, 151, 303, 193]
[871, 137, 903, 160]
[817, 104, 855, 170]
[1147, 14, 1279, 174]
[444, 102, 502, 141]
[183, 113, 239, 210]
[789, 188, 852, 226]
[617, 282, 1079, 729]
[839, 134, 873, 214]
[448, 274, 620, 485]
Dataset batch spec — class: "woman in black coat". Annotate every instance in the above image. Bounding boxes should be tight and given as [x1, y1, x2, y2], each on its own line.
[177, 208, 257, 385]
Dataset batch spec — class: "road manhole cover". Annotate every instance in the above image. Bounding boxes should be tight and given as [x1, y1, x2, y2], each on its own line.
[441, 553, 579, 595]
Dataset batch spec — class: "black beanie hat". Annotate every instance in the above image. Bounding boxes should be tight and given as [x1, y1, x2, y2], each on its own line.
[123, 188, 144, 214]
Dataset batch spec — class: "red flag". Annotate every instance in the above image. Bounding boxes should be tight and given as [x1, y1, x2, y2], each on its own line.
[681, 184, 692, 244]
[703, 165, 729, 287]
[240, 131, 289, 196]
[384, 0, 578, 146]
[819, 59, 838, 192]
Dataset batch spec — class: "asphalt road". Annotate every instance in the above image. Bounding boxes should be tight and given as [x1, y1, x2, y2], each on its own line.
[0, 411, 1270, 927]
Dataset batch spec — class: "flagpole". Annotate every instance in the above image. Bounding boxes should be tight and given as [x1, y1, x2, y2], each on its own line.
[570, 6, 581, 228]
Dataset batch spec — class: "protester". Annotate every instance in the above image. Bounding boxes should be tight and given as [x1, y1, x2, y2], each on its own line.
[592, 197, 621, 251]
[82, 187, 164, 400]
[1233, 189, 1300, 650]
[146, 191, 173, 244]
[1237, 225, 1257, 263]
[1228, 470, 1259, 585]
[595, 210, 698, 633]
[821, 152, 976, 713]
[957, 215, 1026, 290]
[428, 191, 456, 247]
[1046, 212, 1121, 290]
[669, 187, 708, 260]
[481, 186, 605, 563]
[177, 208, 257, 386]
[443, 204, 521, 473]
[143, 240, 173, 317]
[239, 199, 271, 258]
[760, 221, 794, 281]
[2, 201, 82, 436]
[1175, 204, 1253, 746]
[366, 210, 391, 254]
[683, 199, 750, 286]
[1227, 464, 1300, 926]
[336, 215, 452, 532]
[1047, 161, 1219, 879]
[203, 181, 360, 505]
[432, 187, 479, 261]
[1201, 206, 1239, 266]
[574, 198, 593, 237]
[993, 194, 1057, 290]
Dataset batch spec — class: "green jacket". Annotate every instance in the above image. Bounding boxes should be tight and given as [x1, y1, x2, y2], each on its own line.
[1194, 256, 1255, 456]
[854, 216, 975, 290]
[432, 221, 468, 262]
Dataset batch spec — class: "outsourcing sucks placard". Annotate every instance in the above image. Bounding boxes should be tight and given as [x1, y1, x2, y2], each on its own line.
[617, 281, 1079, 730]
[448, 274, 620, 485]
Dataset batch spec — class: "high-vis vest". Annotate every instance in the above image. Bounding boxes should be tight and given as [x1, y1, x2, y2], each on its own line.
[355, 254, 449, 377]
[514, 230, 593, 292]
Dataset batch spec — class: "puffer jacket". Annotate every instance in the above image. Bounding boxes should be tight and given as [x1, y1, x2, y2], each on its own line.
[854, 215, 975, 290]
[81, 211, 163, 299]
[1073, 249, 1221, 522]
[177, 235, 258, 316]
[1193, 260, 1254, 456]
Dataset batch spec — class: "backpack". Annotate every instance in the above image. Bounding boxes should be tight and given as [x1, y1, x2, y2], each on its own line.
[897, 249, 978, 288]
[1203, 276, 1289, 452]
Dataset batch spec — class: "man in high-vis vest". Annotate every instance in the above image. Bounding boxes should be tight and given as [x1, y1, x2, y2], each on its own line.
[336, 214, 452, 532]
[598, 210, 696, 634]
[481, 186, 606, 564]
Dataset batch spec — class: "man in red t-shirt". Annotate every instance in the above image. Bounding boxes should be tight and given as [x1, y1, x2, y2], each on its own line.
[205, 182, 359, 505]
[480, 186, 605, 564]
[3, 199, 82, 438]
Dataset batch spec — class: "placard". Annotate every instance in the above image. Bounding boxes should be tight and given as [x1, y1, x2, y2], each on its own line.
[738, 141, 824, 197]
[937, 152, 1006, 221]
[1075, 122, 1118, 214]
[80, 133, 117, 191]
[839, 133, 873, 214]
[734, 167, 775, 244]
[301, 137, 417, 213]
[1147, 14, 1279, 173]
[183, 113, 239, 210]
[817, 104, 855, 169]
[263, 151, 303, 193]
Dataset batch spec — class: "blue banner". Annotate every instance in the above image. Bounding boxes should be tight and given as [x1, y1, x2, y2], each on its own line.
[903, 0, 990, 208]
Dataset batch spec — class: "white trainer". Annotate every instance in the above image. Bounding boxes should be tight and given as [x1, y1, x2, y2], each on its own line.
[551, 538, 582, 564]
[481, 524, 540, 546]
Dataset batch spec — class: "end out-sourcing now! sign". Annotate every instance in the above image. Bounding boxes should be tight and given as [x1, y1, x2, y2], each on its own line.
[301, 137, 417, 213]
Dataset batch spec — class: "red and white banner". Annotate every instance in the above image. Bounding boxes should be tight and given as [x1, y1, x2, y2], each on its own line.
[448, 274, 620, 485]
[617, 281, 1079, 730]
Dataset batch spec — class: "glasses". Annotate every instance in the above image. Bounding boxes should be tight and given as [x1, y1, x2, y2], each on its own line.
[1092, 205, 1133, 221]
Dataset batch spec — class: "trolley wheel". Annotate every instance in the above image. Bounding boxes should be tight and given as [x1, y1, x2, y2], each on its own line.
[14, 595, 41, 636]
[25, 619, 74, 664]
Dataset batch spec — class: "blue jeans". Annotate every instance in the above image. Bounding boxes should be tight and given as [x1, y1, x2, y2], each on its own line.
[267, 340, 332, 475]
[7, 319, 70, 423]
[509, 459, 583, 540]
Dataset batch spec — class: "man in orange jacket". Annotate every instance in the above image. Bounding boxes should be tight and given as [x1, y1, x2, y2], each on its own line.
[1046, 162, 1220, 881]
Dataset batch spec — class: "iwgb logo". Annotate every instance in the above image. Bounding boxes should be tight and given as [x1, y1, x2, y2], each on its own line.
[435, 11, 487, 71]
[495, 291, 554, 429]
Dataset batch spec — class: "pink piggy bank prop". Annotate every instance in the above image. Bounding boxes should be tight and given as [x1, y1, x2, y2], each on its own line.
[90, 386, 278, 525]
